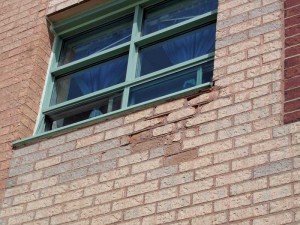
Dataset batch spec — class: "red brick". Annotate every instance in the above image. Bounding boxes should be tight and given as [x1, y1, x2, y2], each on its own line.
[285, 0, 300, 9]
[285, 56, 300, 68]
[285, 45, 300, 58]
[285, 15, 300, 28]
[285, 87, 300, 101]
[285, 64, 300, 78]
[285, 5, 300, 17]
[284, 99, 300, 112]
[284, 75, 300, 90]
[285, 23, 300, 37]
[284, 110, 300, 123]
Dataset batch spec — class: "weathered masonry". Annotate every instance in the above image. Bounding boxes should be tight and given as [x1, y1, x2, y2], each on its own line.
[0, 0, 299, 224]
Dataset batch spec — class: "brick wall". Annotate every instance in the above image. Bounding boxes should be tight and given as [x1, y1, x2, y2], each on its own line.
[284, 0, 300, 123]
[0, 0, 299, 224]
[0, 0, 52, 206]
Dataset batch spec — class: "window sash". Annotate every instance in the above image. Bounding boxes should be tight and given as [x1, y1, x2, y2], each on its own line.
[37, 1, 217, 133]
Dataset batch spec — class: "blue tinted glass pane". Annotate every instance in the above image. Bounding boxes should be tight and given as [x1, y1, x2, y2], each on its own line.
[50, 93, 122, 129]
[143, 0, 218, 35]
[129, 62, 213, 106]
[59, 17, 132, 65]
[138, 24, 216, 76]
[53, 55, 128, 104]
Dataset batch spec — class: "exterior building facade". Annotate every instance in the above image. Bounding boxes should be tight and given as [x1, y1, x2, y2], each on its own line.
[0, 0, 299, 224]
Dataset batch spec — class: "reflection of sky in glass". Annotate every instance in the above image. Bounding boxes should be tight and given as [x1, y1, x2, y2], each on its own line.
[54, 55, 128, 105]
[143, 0, 218, 35]
[59, 17, 132, 65]
[130, 61, 214, 106]
[139, 23, 216, 76]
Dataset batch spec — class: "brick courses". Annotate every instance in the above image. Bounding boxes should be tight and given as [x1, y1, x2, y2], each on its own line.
[0, 0, 299, 224]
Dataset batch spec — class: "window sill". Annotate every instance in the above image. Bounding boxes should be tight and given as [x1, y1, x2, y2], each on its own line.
[13, 82, 212, 149]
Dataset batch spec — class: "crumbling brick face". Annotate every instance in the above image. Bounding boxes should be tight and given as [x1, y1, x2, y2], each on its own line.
[1, 0, 300, 225]
[284, 0, 300, 123]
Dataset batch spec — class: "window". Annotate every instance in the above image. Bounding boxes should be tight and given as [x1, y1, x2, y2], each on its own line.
[37, 0, 218, 132]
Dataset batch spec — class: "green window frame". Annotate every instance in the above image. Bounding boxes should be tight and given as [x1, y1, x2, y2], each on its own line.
[35, 0, 218, 134]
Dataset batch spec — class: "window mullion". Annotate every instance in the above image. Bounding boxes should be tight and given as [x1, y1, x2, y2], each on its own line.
[122, 5, 143, 108]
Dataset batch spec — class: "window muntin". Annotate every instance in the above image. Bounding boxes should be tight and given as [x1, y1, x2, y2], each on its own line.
[138, 23, 216, 76]
[142, 0, 218, 35]
[59, 16, 133, 65]
[39, 0, 218, 132]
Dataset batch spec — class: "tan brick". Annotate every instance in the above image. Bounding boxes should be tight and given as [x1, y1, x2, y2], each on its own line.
[95, 189, 125, 205]
[113, 195, 143, 211]
[5, 184, 29, 197]
[124, 108, 153, 124]
[40, 184, 69, 198]
[105, 125, 133, 140]
[214, 194, 252, 211]
[187, 91, 219, 106]
[186, 111, 217, 127]
[51, 211, 80, 225]
[35, 156, 61, 170]
[270, 196, 300, 213]
[253, 185, 292, 203]
[179, 155, 212, 172]
[94, 117, 123, 133]
[118, 151, 148, 167]
[26, 197, 53, 211]
[157, 196, 190, 213]
[132, 158, 162, 174]
[17, 171, 43, 185]
[127, 180, 158, 197]
[35, 206, 63, 219]
[229, 17, 261, 34]
[84, 181, 113, 196]
[235, 130, 271, 147]
[228, 57, 260, 74]
[64, 197, 93, 212]
[253, 212, 293, 225]
[193, 187, 228, 204]
[177, 203, 212, 220]
[115, 173, 145, 189]
[142, 212, 176, 225]
[216, 170, 252, 186]
[13, 191, 40, 205]
[229, 204, 268, 221]
[23, 218, 50, 225]
[218, 123, 252, 140]
[69, 175, 98, 190]
[167, 107, 195, 122]
[214, 146, 249, 163]
[134, 117, 165, 132]
[124, 204, 156, 220]
[230, 178, 268, 195]
[195, 163, 230, 180]
[262, 49, 281, 63]
[76, 133, 104, 148]
[183, 133, 215, 150]
[146, 165, 177, 180]
[264, 30, 281, 43]
[215, 52, 246, 69]
[199, 118, 232, 135]
[55, 189, 83, 204]
[180, 178, 213, 195]
[31, 177, 58, 191]
[145, 187, 177, 203]
[191, 212, 227, 225]
[248, 40, 282, 58]
[8, 212, 34, 225]
[153, 124, 176, 136]
[155, 99, 185, 114]
[161, 172, 193, 188]
[92, 212, 122, 225]
[80, 203, 111, 219]
[228, 36, 261, 54]
[100, 167, 130, 182]
[219, 101, 252, 118]
[252, 136, 289, 154]
[232, 154, 268, 170]
[199, 139, 233, 156]
[269, 170, 300, 187]
[0, 205, 24, 217]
